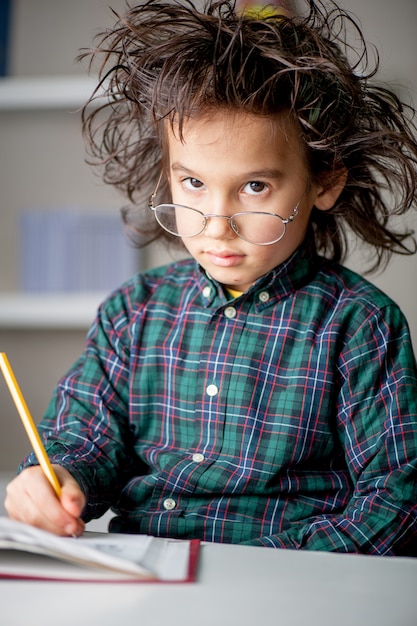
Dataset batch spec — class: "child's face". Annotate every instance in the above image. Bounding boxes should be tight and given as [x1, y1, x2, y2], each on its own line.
[166, 110, 324, 292]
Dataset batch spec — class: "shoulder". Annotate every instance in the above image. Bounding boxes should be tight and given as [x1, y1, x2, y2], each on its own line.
[95, 258, 197, 324]
[315, 262, 394, 306]
[311, 260, 410, 338]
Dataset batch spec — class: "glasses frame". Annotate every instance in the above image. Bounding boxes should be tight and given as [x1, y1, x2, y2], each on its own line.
[148, 176, 301, 246]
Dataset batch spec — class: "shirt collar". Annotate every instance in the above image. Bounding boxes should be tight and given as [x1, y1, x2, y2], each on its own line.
[196, 243, 321, 310]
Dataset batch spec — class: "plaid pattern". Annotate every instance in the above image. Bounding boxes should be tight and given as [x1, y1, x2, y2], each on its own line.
[23, 246, 417, 554]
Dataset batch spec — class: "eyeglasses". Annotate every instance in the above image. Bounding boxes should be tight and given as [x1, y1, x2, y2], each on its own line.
[148, 179, 301, 246]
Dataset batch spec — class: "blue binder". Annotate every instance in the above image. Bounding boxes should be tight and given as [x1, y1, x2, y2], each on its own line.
[0, 0, 11, 76]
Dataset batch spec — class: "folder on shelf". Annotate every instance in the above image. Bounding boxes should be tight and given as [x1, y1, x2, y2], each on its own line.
[0, 0, 11, 76]
[19, 208, 141, 293]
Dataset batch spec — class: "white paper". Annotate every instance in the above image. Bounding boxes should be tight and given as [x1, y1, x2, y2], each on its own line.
[0, 517, 192, 581]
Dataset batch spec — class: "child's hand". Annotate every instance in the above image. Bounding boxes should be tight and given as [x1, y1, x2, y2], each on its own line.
[4, 465, 86, 537]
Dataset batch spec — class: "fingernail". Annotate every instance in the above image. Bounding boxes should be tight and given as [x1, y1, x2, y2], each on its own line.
[65, 524, 77, 536]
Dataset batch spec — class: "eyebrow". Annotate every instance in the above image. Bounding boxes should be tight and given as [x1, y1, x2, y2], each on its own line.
[170, 163, 285, 180]
[242, 169, 285, 180]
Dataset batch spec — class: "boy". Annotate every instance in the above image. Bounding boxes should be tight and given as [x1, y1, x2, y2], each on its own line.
[5, 0, 417, 554]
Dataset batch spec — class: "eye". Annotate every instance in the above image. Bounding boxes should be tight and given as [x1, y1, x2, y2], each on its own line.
[243, 181, 268, 195]
[183, 177, 204, 190]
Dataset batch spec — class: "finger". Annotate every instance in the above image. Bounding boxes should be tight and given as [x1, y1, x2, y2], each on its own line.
[54, 466, 86, 519]
[5, 466, 85, 536]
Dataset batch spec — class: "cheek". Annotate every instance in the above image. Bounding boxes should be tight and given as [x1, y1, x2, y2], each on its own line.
[250, 237, 298, 272]
[175, 209, 188, 234]
[180, 237, 198, 258]
[249, 247, 273, 264]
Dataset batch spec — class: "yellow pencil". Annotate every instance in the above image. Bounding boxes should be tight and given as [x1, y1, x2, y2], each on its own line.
[0, 352, 62, 498]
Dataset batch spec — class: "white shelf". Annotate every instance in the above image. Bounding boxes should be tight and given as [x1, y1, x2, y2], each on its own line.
[0, 75, 97, 110]
[0, 293, 106, 329]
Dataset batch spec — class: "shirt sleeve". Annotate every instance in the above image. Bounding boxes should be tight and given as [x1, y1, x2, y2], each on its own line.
[20, 290, 137, 522]
[243, 304, 417, 555]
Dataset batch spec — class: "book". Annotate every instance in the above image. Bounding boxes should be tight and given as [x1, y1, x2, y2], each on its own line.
[0, 0, 11, 76]
[19, 208, 142, 293]
[0, 517, 200, 583]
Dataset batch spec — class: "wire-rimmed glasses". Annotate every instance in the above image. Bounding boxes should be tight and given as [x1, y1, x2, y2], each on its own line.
[148, 180, 301, 246]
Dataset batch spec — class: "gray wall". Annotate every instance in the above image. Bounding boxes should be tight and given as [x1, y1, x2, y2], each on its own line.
[0, 0, 416, 470]
[341, 0, 417, 343]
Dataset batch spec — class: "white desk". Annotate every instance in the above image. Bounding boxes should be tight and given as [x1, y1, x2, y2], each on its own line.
[1, 472, 416, 626]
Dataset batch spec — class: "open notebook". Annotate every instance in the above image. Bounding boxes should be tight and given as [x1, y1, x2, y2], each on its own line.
[0, 517, 200, 583]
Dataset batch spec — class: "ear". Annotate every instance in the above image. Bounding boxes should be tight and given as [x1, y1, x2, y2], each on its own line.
[314, 167, 347, 212]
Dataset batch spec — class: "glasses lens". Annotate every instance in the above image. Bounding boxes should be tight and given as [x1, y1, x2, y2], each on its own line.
[232, 213, 286, 245]
[153, 204, 287, 244]
[154, 204, 205, 237]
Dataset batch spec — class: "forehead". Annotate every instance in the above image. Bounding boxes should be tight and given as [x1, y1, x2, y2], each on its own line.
[164, 108, 306, 160]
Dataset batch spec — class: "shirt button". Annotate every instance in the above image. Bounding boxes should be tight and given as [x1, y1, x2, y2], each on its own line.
[163, 498, 176, 511]
[192, 453, 205, 463]
[203, 286, 211, 298]
[224, 306, 237, 319]
[206, 384, 219, 397]
[258, 291, 270, 303]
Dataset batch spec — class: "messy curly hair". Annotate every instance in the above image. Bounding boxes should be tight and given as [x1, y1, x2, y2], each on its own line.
[79, 0, 417, 271]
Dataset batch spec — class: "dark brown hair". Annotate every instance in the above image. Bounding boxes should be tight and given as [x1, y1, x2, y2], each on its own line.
[79, 0, 417, 271]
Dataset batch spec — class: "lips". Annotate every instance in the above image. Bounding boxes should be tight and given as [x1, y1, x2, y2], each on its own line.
[205, 249, 245, 267]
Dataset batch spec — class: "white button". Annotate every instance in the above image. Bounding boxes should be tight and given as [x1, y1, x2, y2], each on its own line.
[203, 286, 211, 298]
[163, 498, 176, 510]
[192, 453, 205, 463]
[258, 291, 270, 303]
[224, 306, 237, 319]
[206, 384, 219, 397]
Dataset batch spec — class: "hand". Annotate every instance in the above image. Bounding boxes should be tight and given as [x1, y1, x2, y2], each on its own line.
[4, 465, 86, 537]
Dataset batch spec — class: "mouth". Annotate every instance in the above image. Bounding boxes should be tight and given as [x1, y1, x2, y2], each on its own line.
[205, 249, 245, 267]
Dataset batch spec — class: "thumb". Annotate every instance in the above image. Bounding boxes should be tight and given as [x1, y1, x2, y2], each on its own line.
[54, 466, 86, 518]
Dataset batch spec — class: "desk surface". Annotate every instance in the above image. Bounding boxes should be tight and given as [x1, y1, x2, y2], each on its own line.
[1, 472, 416, 626]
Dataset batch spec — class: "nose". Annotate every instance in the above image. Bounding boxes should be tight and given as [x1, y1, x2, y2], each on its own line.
[203, 214, 237, 240]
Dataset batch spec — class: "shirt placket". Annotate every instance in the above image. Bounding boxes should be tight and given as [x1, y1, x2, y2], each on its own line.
[152, 299, 246, 514]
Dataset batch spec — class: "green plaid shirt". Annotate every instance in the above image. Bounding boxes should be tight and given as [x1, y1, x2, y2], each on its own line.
[23, 246, 417, 554]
